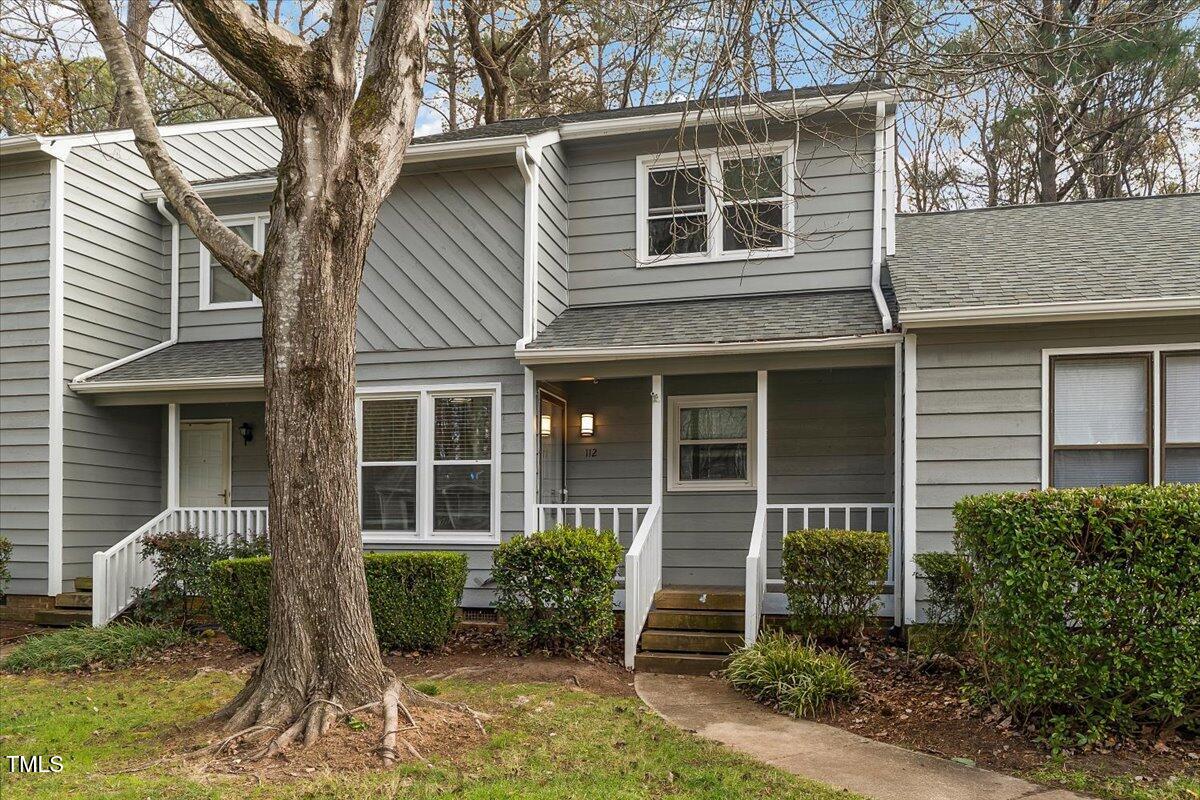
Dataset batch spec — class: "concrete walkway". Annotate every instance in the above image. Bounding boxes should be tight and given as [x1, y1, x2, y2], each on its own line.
[636, 673, 1091, 800]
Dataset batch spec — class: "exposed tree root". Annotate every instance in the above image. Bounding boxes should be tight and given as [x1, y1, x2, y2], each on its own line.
[204, 671, 488, 767]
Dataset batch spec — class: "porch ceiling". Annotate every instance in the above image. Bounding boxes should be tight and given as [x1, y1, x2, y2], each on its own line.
[73, 339, 262, 391]
[526, 289, 893, 352]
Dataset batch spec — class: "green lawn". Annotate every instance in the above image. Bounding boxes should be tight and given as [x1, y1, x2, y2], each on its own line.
[0, 668, 863, 800]
[1027, 764, 1200, 800]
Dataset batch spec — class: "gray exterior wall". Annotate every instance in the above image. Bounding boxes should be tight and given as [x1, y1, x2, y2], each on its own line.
[564, 120, 877, 307]
[912, 316, 1200, 566]
[177, 164, 526, 350]
[556, 365, 895, 587]
[536, 141, 569, 330]
[0, 154, 52, 594]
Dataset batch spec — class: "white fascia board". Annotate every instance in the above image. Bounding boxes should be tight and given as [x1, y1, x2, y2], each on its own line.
[515, 333, 902, 364]
[899, 296, 1200, 327]
[558, 89, 898, 140]
[70, 375, 264, 394]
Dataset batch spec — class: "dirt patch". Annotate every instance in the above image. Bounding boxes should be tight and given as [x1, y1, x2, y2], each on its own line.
[813, 634, 1200, 789]
[387, 628, 637, 698]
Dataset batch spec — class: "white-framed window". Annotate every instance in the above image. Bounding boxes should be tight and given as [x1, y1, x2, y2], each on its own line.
[198, 213, 266, 310]
[357, 384, 501, 543]
[1043, 344, 1200, 488]
[636, 141, 795, 267]
[668, 393, 757, 492]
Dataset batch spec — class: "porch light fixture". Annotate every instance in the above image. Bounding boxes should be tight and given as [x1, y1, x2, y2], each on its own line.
[580, 412, 595, 437]
[238, 421, 254, 445]
[540, 414, 552, 437]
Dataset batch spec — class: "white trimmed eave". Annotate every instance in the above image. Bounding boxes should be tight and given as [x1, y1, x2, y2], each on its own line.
[70, 375, 264, 394]
[515, 333, 902, 365]
[898, 296, 1200, 328]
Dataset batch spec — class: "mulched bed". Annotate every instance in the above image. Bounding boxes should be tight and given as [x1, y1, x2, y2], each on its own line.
[813, 633, 1200, 790]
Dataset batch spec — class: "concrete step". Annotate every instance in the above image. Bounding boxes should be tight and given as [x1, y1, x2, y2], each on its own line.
[640, 629, 743, 654]
[646, 609, 743, 632]
[653, 587, 744, 612]
[634, 651, 732, 675]
[73, 576, 93, 592]
[33, 609, 91, 628]
[55, 592, 92, 610]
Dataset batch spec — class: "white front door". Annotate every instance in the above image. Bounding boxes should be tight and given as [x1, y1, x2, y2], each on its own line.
[179, 420, 231, 507]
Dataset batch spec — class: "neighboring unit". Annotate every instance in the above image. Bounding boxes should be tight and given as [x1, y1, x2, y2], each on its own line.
[1, 85, 1196, 670]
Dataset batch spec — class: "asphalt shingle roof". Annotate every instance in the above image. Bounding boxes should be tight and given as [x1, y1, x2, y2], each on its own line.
[888, 194, 1200, 313]
[83, 339, 262, 383]
[526, 289, 891, 350]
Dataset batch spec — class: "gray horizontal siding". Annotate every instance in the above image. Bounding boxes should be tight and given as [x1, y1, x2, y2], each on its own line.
[913, 316, 1200, 559]
[0, 156, 51, 594]
[565, 123, 876, 306]
[554, 365, 894, 587]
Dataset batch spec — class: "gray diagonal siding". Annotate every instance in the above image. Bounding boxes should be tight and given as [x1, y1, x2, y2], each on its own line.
[177, 165, 526, 349]
[565, 122, 877, 306]
[536, 142, 569, 330]
[0, 155, 51, 594]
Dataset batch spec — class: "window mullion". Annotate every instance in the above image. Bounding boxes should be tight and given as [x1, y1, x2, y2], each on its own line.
[708, 152, 721, 258]
[418, 391, 434, 539]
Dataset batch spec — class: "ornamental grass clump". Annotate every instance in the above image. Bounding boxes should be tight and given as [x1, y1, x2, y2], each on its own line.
[725, 631, 859, 718]
[1, 623, 187, 673]
[955, 484, 1200, 744]
[492, 524, 622, 654]
[781, 528, 890, 640]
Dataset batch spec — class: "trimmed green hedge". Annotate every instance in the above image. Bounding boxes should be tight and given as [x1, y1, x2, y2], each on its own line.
[493, 525, 622, 654]
[208, 552, 468, 653]
[0, 535, 11, 595]
[912, 551, 973, 656]
[781, 528, 890, 640]
[955, 484, 1200, 743]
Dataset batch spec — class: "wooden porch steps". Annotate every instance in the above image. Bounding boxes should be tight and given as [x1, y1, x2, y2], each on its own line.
[34, 576, 93, 628]
[634, 587, 745, 675]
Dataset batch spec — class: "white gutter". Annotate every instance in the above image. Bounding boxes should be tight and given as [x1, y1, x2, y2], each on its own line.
[71, 199, 181, 384]
[870, 101, 894, 332]
[515, 332, 903, 365]
[899, 295, 1200, 328]
[0, 116, 275, 156]
[71, 375, 263, 394]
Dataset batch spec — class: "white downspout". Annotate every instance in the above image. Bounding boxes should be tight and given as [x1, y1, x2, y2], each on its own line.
[870, 100, 894, 332]
[70, 198, 179, 383]
[515, 141, 541, 534]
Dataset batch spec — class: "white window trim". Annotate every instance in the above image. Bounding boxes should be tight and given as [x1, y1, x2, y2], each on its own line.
[198, 212, 266, 310]
[1040, 342, 1200, 488]
[357, 382, 502, 544]
[635, 141, 796, 268]
[667, 392, 758, 492]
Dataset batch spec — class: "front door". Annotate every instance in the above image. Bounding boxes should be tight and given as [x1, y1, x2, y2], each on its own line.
[538, 392, 566, 503]
[179, 420, 231, 507]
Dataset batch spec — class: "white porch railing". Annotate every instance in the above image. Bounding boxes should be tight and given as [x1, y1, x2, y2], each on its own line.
[743, 502, 896, 646]
[92, 506, 269, 627]
[535, 503, 650, 538]
[623, 503, 662, 668]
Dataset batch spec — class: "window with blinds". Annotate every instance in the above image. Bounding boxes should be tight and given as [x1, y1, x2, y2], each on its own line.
[358, 390, 496, 538]
[668, 394, 756, 491]
[1163, 352, 1200, 484]
[1051, 356, 1151, 487]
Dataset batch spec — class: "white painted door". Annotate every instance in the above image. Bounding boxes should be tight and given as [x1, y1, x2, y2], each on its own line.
[179, 421, 231, 507]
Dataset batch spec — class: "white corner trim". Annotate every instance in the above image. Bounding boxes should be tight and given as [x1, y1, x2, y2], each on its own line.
[892, 341, 903, 627]
[46, 153, 66, 595]
[900, 296, 1200, 327]
[1039, 342, 1200, 489]
[901, 333, 918, 625]
[870, 101, 894, 332]
[885, 113, 897, 257]
[515, 332, 903, 364]
[523, 368, 537, 534]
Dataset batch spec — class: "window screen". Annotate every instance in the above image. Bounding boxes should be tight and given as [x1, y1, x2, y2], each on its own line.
[1051, 356, 1149, 487]
[360, 398, 418, 531]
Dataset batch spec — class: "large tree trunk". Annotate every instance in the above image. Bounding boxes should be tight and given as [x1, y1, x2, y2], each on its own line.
[221, 109, 391, 742]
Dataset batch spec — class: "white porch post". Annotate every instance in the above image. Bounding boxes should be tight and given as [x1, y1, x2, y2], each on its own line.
[651, 375, 663, 506]
[756, 371, 767, 507]
[523, 368, 537, 534]
[167, 402, 180, 507]
[902, 334, 918, 624]
[892, 342, 904, 626]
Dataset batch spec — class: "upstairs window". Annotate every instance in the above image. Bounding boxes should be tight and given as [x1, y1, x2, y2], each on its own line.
[199, 213, 267, 310]
[636, 143, 794, 266]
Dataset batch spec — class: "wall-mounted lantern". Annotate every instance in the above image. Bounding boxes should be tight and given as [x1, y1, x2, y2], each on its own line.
[580, 412, 595, 437]
[539, 414, 552, 437]
[239, 421, 254, 445]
